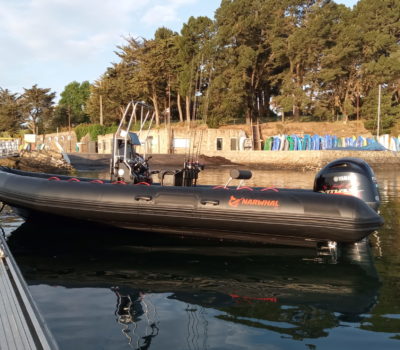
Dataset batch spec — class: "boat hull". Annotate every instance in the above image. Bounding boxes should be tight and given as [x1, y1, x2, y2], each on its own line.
[0, 168, 383, 247]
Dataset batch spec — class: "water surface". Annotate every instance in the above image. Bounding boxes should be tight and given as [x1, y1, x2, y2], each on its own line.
[1, 167, 399, 350]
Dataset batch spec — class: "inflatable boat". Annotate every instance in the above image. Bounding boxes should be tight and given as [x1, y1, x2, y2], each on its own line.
[0, 157, 383, 248]
[0, 103, 384, 248]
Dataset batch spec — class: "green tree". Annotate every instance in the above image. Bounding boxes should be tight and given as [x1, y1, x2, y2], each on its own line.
[19, 85, 56, 134]
[297, 2, 358, 121]
[362, 85, 400, 135]
[58, 81, 91, 126]
[274, 0, 312, 120]
[49, 105, 69, 132]
[211, 0, 270, 125]
[0, 88, 21, 134]
[153, 27, 180, 124]
[210, 0, 301, 126]
[175, 16, 214, 124]
[118, 37, 162, 124]
[115, 28, 180, 126]
[87, 64, 135, 125]
[84, 0, 400, 129]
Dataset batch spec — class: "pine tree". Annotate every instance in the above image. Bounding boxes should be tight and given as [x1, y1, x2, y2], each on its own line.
[0, 88, 20, 134]
[19, 85, 56, 134]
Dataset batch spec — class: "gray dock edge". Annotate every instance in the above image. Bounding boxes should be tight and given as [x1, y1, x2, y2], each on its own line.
[0, 235, 59, 350]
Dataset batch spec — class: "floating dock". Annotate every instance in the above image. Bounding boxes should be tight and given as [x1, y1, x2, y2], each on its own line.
[0, 235, 58, 350]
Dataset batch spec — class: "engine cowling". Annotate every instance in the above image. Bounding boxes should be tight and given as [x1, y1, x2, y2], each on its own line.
[313, 157, 380, 211]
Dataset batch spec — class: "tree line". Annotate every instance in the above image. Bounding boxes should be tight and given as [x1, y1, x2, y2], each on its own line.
[0, 82, 90, 136]
[1, 0, 400, 137]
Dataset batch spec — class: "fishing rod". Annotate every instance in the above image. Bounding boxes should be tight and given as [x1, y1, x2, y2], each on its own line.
[193, 129, 205, 186]
[195, 129, 204, 162]
[142, 111, 155, 160]
[190, 130, 197, 164]
[186, 130, 193, 169]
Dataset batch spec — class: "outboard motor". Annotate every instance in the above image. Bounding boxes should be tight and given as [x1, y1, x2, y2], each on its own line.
[314, 158, 380, 211]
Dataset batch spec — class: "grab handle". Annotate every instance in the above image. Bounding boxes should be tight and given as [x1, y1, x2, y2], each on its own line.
[135, 195, 152, 202]
[201, 200, 220, 206]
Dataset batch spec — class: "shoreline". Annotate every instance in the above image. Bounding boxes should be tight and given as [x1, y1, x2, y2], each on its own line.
[66, 150, 400, 172]
[2, 150, 399, 174]
[199, 150, 400, 171]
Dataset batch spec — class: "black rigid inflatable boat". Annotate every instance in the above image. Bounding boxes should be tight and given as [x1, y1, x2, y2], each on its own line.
[0, 103, 384, 248]
[0, 157, 383, 248]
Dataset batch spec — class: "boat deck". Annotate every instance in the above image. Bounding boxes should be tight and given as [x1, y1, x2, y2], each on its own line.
[0, 236, 58, 350]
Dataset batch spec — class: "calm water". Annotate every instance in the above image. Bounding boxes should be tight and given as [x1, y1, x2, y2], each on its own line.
[1, 167, 400, 350]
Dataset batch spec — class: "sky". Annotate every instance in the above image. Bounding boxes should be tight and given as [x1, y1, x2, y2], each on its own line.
[0, 0, 359, 99]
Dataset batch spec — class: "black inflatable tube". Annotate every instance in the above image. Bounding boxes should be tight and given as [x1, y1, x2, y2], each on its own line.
[0, 167, 383, 247]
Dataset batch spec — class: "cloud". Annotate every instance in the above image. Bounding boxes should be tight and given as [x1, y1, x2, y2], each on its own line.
[0, 0, 149, 62]
[142, 5, 178, 25]
[141, 0, 198, 26]
[0, 0, 208, 94]
[0, 0, 202, 64]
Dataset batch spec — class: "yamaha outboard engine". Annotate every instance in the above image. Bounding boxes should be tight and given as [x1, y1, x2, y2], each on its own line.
[314, 158, 380, 211]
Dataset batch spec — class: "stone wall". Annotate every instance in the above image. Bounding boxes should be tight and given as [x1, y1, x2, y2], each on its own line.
[33, 120, 388, 155]
[35, 126, 400, 171]
[35, 131, 77, 153]
[201, 150, 400, 169]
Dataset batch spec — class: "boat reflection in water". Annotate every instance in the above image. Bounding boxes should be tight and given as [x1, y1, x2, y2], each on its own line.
[7, 219, 381, 349]
[111, 286, 158, 348]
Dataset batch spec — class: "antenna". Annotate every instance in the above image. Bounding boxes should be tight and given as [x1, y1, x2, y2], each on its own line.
[377, 84, 381, 138]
